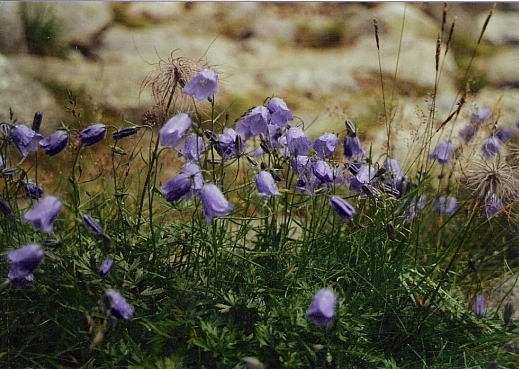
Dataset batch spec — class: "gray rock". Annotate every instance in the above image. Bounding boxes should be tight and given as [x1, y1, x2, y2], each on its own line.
[484, 47, 519, 88]
[479, 10, 519, 46]
[0, 2, 28, 54]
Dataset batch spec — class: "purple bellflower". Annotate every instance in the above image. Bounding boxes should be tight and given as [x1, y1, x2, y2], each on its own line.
[79, 124, 107, 147]
[183, 68, 218, 101]
[112, 126, 140, 140]
[285, 127, 311, 156]
[160, 163, 204, 203]
[295, 171, 321, 195]
[432, 196, 457, 216]
[471, 108, 490, 126]
[329, 196, 356, 222]
[481, 137, 500, 158]
[98, 258, 113, 277]
[313, 133, 338, 159]
[7, 244, 44, 288]
[21, 180, 43, 199]
[428, 141, 454, 165]
[349, 165, 376, 193]
[0, 196, 13, 219]
[290, 155, 311, 175]
[159, 113, 192, 149]
[485, 194, 504, 218]
[343, 135, 365, 160]
[40, 129, 68, 156]
[459, 125, 477, 145]
[198, 183, 234, 222]
[236, 106, 270, 140]
[21, 195, 62, 233]
[402, 195, 426, 222]
[255, 171, 280, 199]
[267, 97, 293, 128]
[11, 125, 44, 157]
[82, 215, 104, 236]
[178, 134, 205, 161]
[104, 289, 133, 320]
[312, 160, 334, 184]
[473, 294, 485, 319]
[305, 288, 337, 327]
[494, 127, 512, 143]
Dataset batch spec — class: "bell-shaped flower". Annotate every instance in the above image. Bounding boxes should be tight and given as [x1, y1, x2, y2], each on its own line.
[312, 160, 334, 184]
[485, 193, 504, 218]
[290, 155, 311, 175]
[21, 195, 62, 233]
[459, 125, 477, 145]
[159, 113, 192, 149]
[79, 124, 107, 147]
[214, 128, 246, 160]
[383, 158, 403, 181]
[183, 68, 218, 101]
[160, 163, 204, 203]
[305, 288, 337, 327]
[471, 108, 490, 126]
[7, 244, 44, 288]
[40, 129, 68, 156]
[343, 135, 365, 160]
[295, 172, 321, 195]
[313, 133, 338, 159]
[285, 127, 311, 156]
[103, 289, 133, 320]
[428, 141, 454, 165]
[267, 97, 293, 128]
[473, 294, 485, 319]
[432, 196, 457, 216]
[348, 165, 376, 193]
[11, 125, 44, 157]
[198, 183, 234, 222]
[329, 196, 356, 222]
[98, 258, 113, 278]
[402, 195, 426, 222]
[82, 215, 105, 236]
[236, 106, 270, 140]
[178, 133, 205, 161]
[255, 171, 280, 199]
[0, 196, 13, 219]
[112, 126, 140, 140]
[21, 180, 43, 199]
[494, 127, 512, 143]
[481, 137, 500, 158]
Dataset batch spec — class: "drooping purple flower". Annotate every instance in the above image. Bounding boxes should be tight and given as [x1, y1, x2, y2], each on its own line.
[295, 172, 321, 195]
[98, 258, 113, 277]
[432, 196, 457, 216]
[39, 129, 68, 156]
[290, 155, 311, 175]
[349, 165, 376, 193]
[159, 113, 192, 149]
[10, 125, 44, 157]
[79, 123, 107, 147]
[21, 195, 62, 233]
[285, 127, 311, 156]
[104, 289, 133, 320]
[0, 196, 13, 219]
[181, 163, 204, 192]
[329, 196, 356, 222]
[112, 126, 140, 140]
[267, 97, 293, 128]
[473, 294, 485, 319]
[343, 135, 365, 160]
[485, 194, 504, 218]
[481, 137, 500, 158]
[82, 215, 104, 236]
[428, 141, 454, 165]
[183, 68, 218, 101]
[31, 111, 43, 133]
[160, 163, 204, 202]
[494, 127, 512, 143]
[305, 288, 336, 327]
[383, 158, 403, 181]
[214, 128, 239, 160]
[236, 106, 270, 140]
[266, 124, 284, 150]
[255, 171, 280, 199]
[7, 244, 44, 288]
[198, 183, 234, 222]
[312, 160, 334, 184]
[459, 125, 477, 145]
[402, 194, 426, 221]
[471, 108, 490, 126]
[21, 180, 43, 199]
[178, 133, 205, 161]
[313, 133, 338, 159]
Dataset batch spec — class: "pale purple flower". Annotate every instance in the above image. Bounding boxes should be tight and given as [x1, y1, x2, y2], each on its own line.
[21, 180, 43, 199]
[21, 196, 62, 233]
[481, 137, 500, 158]
[79, 123, 107, 147]
[290, 155, 311, 175]
[214, 128, 246, 160]
[473, 294, 485, 319]
[183, 68, 218, 101]
[11, 125, 44, 157]
[160, 163, 203, 203]
[494, 127, 512, 143]
[402, 195, 426, 221]
[459, 125, 476, 145]
[295, 172, 321, 195]
[285, 127, 311, 156]
[383, 158, 403, 181]
[98, 258, 113, 277]
[267, 97, 293, 128]
[112, 126, 140, 140]
[198, 184, 234, 222]
[343, 135, 365, 160]
[428, 142, 454, 165]
[40, 129, 68, 156]
[178, 134, 205, 161]
[329, 196, 356, 222]
[312, 160, 334, 184]
[471, 108, 490, 126]
[255, 171, 280, 199]
[313, 133, 338, 159]
[305, 288, 336, 327]
[432, 196, 457, 216]
[104, 289, 133, 320]
[236, 106, 270, 140]
[485, 194, 504, 218]
[82, 215, 104, 236]
[159, 113, 192, 149]
[349, 165, 376, 193]
[7, 244, 44, 288]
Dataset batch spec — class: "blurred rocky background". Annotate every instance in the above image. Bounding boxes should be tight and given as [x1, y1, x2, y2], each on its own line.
[0, 2, 518, 161]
